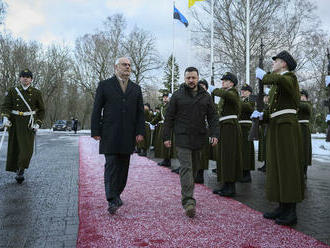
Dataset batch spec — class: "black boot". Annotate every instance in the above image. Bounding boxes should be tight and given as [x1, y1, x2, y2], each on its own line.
[218, 182, 236, 197]
[15, 169, 25, 184]
[138, 149, 147, 156]
[213, 183, 225, 194]
[239, 170, 252, 183]
[194, 169, 204, 184]
[135, 147, 141, 153]
[171, 167, 180, 174]
[158, 159, 171, 167]
[275, 203, 297, 226]
[263, 203, 285, 220]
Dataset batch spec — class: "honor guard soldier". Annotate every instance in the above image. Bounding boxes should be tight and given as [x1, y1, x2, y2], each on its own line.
[239, 84, 255, 183]
[1, 69, 45, 184]
[137, 103, 152, 157]
[151, 93, 173, 168]
[254, 50, 304, 226]
[298, 89, 312, 178]
[212, 72, 243, 197]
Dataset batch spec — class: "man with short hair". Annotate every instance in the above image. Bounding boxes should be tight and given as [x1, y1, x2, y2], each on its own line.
[163, 67, 219, 218]
[255, 50, 304, 226]
[212, 72, 243, 197]
[91, 57, 145, 215]
[1, 69, 45, 184]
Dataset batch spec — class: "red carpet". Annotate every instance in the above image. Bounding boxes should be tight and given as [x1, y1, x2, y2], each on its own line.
[77, 136, 329, 248]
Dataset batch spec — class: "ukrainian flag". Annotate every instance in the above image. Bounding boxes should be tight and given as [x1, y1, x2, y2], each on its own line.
[189, 0, 206, 8]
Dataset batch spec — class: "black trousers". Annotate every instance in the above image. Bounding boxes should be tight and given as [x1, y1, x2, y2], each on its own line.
[104, 154, 130, 203]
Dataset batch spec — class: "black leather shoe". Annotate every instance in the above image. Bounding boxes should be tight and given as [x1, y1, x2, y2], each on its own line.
[275, 203, 297, 226]
[117, 197, 123, 207]
[108, 201, 119, 215]
[158, 159, 171, 167]
[263, 203, 284, 220]
[218, 183, 236, 197]
[15, 169, 25, 184]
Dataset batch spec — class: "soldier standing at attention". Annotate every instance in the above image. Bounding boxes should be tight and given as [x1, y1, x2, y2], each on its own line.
[238, 84, 255, 183]
[255, 50, 304, 226]
[137, 103, 152, 157]
[298, 89, 312, 178]
[212, 72, 243, 197]
[1, 69, 45, 184]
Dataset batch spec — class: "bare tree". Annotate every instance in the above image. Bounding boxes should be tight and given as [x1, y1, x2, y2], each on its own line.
[123, 26, 162, 86]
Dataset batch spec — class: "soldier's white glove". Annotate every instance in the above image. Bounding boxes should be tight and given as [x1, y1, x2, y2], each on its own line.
[32, 124, 40, 131]
[325, 76, 330, 87]
[250, 110, 264, 120]
[256, 67, 266, 80]
[208, 84, 216, 94]
[326, 114, 330, 123]
[149, 124, 155, 130]
[3, 116, 12, 127]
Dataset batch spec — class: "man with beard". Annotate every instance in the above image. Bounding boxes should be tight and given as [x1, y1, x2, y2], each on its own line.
[163, 67, 219, 218]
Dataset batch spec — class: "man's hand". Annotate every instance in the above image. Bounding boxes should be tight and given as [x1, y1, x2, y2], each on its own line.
[93, 136, 101, 141]
[3, 117, 11, 127]
[250, 110, 264, 120]
[136, 135, 144, 143]
[210, 137, 218, 147]
[256, 67, 266, 80]
[164, 140, 171, 148]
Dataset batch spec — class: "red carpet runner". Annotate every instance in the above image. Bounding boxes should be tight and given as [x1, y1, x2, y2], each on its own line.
[77, 136, 329, 248]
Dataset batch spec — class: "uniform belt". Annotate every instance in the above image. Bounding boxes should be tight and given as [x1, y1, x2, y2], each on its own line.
[239, 120, 252, 124]
[11, 110, 36, 116]
[219, 115, 238, 122]
[298, 120, 309, 123]
[270, 109, 296, 118]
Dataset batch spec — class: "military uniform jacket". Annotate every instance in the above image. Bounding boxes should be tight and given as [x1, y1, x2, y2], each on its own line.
[163, 84, 219, 151]
[90, 75, 145, 154]
[1, 84, 45, 172]
[212, 87, 243, 182]
[298, 101, 312, 166]
[262, 72, 304, 202]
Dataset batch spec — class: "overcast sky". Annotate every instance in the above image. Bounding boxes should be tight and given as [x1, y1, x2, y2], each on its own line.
[3, 0, 330, 82]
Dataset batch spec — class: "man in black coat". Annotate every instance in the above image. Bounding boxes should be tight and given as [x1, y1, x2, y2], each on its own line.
[163, 67, 219, 218]
[91, 57, 145, 214]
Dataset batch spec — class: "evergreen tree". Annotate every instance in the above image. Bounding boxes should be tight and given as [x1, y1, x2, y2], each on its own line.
[160, 55, 180, 96]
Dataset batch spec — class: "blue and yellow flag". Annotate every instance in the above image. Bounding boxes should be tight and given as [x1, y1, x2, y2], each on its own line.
[188, 0, 206, 8]
[173, 6, 189, 27]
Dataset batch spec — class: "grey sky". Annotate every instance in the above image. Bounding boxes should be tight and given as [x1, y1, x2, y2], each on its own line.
[3, 0, 330, 83]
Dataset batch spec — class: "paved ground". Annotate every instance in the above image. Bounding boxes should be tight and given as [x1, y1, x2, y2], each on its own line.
[0, 131, 329, 247]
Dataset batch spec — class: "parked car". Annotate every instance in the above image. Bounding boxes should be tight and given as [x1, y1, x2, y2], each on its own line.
[52, 120, 70, 131]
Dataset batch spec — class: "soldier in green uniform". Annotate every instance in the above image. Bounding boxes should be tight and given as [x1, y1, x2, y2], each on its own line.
[257, 89, 270, 172]
[255, 50, 304, 226]
[211, 72, 243, 197]
[1, 69, 45, 184]
[238, 84, 255, 183]
[195, 79, 211, 184]
[137, 103, 152, 156]
[298, 89, 312, 178]
[150, 93, 173, 167]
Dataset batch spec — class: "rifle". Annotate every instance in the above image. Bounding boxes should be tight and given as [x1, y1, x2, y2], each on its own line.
[326, 48, 330, 142]
[248, 39, 264, 141]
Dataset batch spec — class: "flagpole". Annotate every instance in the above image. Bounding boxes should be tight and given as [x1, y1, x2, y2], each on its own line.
[188, 26, 191, 66]
[171, 1, 175, 94]
[210, 0, 214, 86]
[246, 0, 250, 85]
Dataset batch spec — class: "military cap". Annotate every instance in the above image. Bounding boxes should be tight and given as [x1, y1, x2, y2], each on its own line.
[241, 83, 253, 93]
[221, 72, 238, 86]
[272, 50, 297, 71]
[198, 79, 209, 90]
[19, 69, 33, 78]
[300, 89, 308, 99]
[162, 92, 169, 97]
[144, 103, 151, 109]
